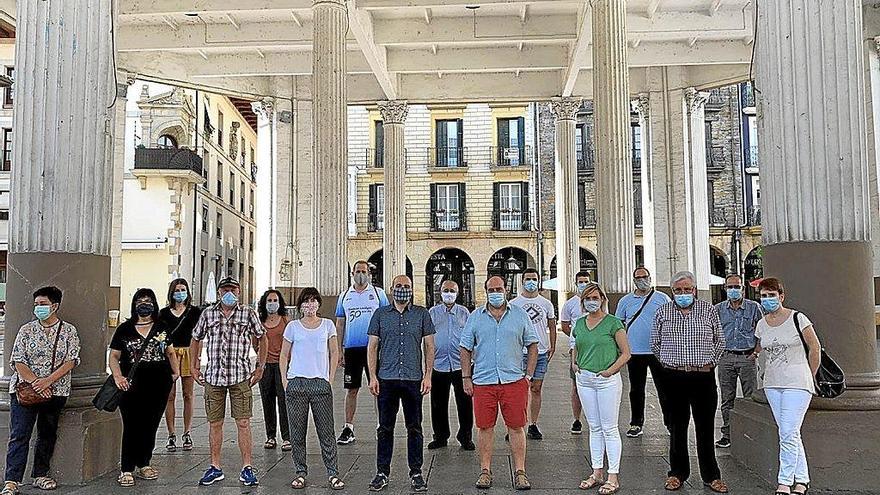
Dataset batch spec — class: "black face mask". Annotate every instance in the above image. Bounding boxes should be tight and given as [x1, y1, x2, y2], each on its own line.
[136, 303, 154, 317]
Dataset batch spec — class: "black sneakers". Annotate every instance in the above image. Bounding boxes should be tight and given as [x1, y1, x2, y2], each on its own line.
[368, 473, 388, 491]
[570, 419, 583, 435]
[527, 424, 543, 440]
[411, 473, 428, 492]
[337, 426, 356, 445]
[626, 425, 644, 438]
[715, 438, 731, 448]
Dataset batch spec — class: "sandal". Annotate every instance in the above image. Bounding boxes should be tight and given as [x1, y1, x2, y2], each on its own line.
[792, 483, 809, 495]
[32, 477, 57, 491]
[264, 438, 277, 449]
[281, 440, 292, 452]
[329, 476, 345, 490]
[290, 476, 306, 489]
[182, 432, 193, 451]
[514, 470, 531, 491]
[599, 481, 620, 495]
[134, 466, 159, 480]
[475, 469, 492, 489]
[664, 476, 682, 491]
[166, 433, 177, 452]
[1, 481, 18, 495]
[579, 475, 605, 490]
[704, 479, 729, 493]
[117, 472, 135, 487]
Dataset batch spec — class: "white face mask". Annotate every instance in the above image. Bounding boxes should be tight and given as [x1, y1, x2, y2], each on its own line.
[353, 272, 370, 287]
[441, 292, 457, 304]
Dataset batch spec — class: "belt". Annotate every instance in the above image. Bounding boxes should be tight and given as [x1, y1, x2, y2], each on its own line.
[726, 348, 755, 356]
[664, 365, 713, 373]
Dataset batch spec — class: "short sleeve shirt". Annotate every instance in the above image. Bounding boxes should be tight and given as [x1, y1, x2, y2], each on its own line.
[460, 304, 539, 386]
[283, 318, 337, 381]
[615, 291, 670, 355]
[9, 320, 81, 397]
[429, 304, 471, 372]
[510, 294, 556, 354]
[756, 311, 815, 393]
[336, 285, 389, 348]
[368, 304, 435, 381]
[192, 304, 265, 387]
[572, 314, 624, 372]
[159, 306, 203, 347]
[110, 320, 172, 377]
[560, 295, 584, 324]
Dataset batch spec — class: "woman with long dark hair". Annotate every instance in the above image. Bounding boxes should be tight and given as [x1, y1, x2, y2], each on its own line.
[159, 278, 202, 452]
[109, 288, 178, 487]
[258, 289, 291, 451]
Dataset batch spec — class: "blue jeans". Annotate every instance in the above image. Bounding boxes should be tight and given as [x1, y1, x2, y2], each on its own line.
[376, 380, 423, 476]
[523, 353, 549, 380]
[5, 394, 67, 482]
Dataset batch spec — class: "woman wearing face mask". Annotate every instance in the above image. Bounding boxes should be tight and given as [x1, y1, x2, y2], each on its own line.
[109, 288, 179, 487]
[279, 288, 343, 490]
[570, 283, 631, 495]
[257, 289, 292, 451]
[754, 278, 820, 495]
[159, 278, 202, 452]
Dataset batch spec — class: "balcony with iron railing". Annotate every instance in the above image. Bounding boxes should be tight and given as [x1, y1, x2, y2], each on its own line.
[489, 145, 532, 168]
[577, 148, 595, 174]
[710, 207, 739, 228]
[364, 148, 384, 169]
[367, 212, 385, 232]
[741, 82, 756, 111]
[492, 209, 530, 231]
[745, 145, 759, 173]
[134, 147, 203, 176]
[427, 147, 468, 168]
[747, 204, 761, 226]
[579, 208, 596, 229]
[430, 209, 468, 232]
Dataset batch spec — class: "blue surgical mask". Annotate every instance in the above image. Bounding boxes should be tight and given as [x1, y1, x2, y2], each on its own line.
[761, 296, 780, 313]
[583, 300, 601, 313]
[576, 282, 588, 293]
[221, 291, 238, 307]
[674, 294, 694, 308]
[726, 288, 743, 301]
[523, 280, 539, 293]
[33, 305, 53, 321]
[487, 292, 506, 308]
[173, 290, 188, 303]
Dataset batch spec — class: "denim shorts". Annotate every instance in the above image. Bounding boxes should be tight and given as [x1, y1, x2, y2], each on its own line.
[523, 352, 549, 381]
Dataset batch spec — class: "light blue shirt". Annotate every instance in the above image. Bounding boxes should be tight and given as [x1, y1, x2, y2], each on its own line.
[715, 299, 763, 351]
[335, 285, 389, 348]
[615, 290, 671, 355]
[429, 304, 471, 372]
[460, 304, 539, 386]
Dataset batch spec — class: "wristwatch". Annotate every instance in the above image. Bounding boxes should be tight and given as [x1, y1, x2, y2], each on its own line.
[525, 374, 533, 381]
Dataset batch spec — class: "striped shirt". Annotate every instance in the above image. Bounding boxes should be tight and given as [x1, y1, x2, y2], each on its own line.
[651, 299, 725, 368]
[192, 303, 264, 387]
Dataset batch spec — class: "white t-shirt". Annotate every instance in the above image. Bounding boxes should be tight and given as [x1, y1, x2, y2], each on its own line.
[561, 295, 584, 324]
[283, 318, 337, 381]
[510, 294, 556, 354]
[755, 311, 815, 394]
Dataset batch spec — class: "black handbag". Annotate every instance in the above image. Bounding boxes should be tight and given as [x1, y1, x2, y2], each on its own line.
[793, 311, 846, 399]
[93, 325, 159, 412]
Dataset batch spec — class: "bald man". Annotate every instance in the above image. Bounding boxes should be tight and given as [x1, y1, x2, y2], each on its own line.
[366, 275, 436, 492]
[427, 280, 475, 450]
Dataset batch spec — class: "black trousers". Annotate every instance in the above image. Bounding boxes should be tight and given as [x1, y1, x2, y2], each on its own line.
[376, 379, 423, 476]
[259, 362, 290, 441]
[665, 369, 721, 483]
[627, 354, 670, 428]
[4, 394, 67, 482]
[430, 369, 473, 444]
[119, 363, 173, 472]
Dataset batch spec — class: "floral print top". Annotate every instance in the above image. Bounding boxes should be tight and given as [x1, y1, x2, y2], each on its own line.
[109, 320, 172, 377]
[9, 320, 81, 397]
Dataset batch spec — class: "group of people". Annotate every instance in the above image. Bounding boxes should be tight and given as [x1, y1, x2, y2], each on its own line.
[0, 261, 822, 495]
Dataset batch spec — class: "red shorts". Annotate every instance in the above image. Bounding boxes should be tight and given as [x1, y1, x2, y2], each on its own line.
[472, 378, 529, 429]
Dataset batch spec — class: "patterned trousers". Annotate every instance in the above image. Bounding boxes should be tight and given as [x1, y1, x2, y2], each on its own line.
[285, 377, 339, 477]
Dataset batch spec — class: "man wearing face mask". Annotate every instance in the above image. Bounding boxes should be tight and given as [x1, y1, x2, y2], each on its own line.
[191, 277, 268, 487]
[614, 266, 671, 438]
[366, 275, 435, 492]
[460, 276, 538, 491]
[651, 271, 728, 494]
[427, 280, 475, 451]
[713, 273, 762, 449]
[560, 271, 591, 435]
[335, 261, 389, 446]
[509, 268, 556, 441]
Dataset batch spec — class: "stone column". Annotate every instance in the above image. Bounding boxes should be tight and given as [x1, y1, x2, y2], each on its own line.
[378, 100, 408, 290]
[0, 0, 121, 482]
[110, 78, 133, 312]
[635, 94, 657, 277]
[732, 2, 880, 491]
[866, 36, 880, 311]
[592, 0, 635, 303]
[550, 98, 582, 299]
[312, 0, 348, 296]
[252, 99, 276, 291]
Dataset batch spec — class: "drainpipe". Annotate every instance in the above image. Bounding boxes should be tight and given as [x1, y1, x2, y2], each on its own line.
[533, 102, 545, 280]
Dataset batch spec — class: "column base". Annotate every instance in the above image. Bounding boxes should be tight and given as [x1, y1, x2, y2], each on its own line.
[0, 405, 121, 485]
[731, 399, 880, 492]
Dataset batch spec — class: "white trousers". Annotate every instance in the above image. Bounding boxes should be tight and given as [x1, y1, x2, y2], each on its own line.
[575, 370, 623, 474]
[765, 387, 812, 485]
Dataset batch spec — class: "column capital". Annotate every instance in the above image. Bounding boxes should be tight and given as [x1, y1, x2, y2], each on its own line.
[684, 87, 711, 114]
[313, 0, 346, 8]
[251, 99, 275, 119]
[635, 93, 650, 119]
[378, 100, 409, 124]
[550, 97, 583, 121]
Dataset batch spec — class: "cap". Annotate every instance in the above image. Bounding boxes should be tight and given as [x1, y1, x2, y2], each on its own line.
[218, 276, 240, 288]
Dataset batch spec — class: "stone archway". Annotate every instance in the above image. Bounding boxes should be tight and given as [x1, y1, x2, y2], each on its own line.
[710, 245, 729, 303]
[486, 247, 535, 298]
[549, 247, 598, 282]
[367, 249, 413, 289]
[743, 246, 763, 299]
[425, 247, 476, 310]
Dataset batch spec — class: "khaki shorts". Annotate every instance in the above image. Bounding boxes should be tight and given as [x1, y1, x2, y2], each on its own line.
[174, 347, 192, 378]
[204, 380, 253, 423]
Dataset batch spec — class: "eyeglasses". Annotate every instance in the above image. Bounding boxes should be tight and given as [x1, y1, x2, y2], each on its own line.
[672, 287, 694, 295]
[725, 285, 743, 290]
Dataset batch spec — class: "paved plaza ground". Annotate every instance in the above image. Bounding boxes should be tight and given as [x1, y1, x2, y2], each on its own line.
[28, 338, 880, 495]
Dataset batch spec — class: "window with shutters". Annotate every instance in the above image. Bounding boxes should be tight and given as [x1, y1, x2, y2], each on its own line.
[1, 128, 11, 171]
[631, 125, 642, 169]
[435, 119, 464, 167]
[575, 124, 587, 171]
[373, 121, 384, 168]
[201, 204, 209, 233]
[3, 67, 13, 107]
[216, 212, 222, 239]
[240, 225, 245, 248]
[368, 184, 385, 232]
[216, 164, 223, 197]
[496, 117, 526, 166]
[432, 184, 462, 231]
[494, 182, 529, 231]
[229, 171, 235, 204]
[218, 111, 225, 147]
[240, 180, 245, 212]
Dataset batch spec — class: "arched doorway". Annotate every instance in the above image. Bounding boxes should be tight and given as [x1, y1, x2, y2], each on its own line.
[425, 248, 476, 310]
[549, 248, 599, 282]
[366, 250, 413, 289]
[744, 246, 763, 299]
[487, 247, 535, 298]
[710, 245, 729, 304]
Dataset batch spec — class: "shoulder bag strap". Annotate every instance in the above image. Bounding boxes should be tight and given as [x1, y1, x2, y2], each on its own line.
[127, 324, 161, 381]
[48, 320, 64, 372]
[625, 289, 655, 330]
[792, 311, 810, 357]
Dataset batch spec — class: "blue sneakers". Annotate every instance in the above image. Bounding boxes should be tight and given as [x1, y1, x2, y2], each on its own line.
[199, 466, 225, 486]
[239, 466, 259, 486]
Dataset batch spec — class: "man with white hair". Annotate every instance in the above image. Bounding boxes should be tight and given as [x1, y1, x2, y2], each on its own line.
[651, 271, 728, 494]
